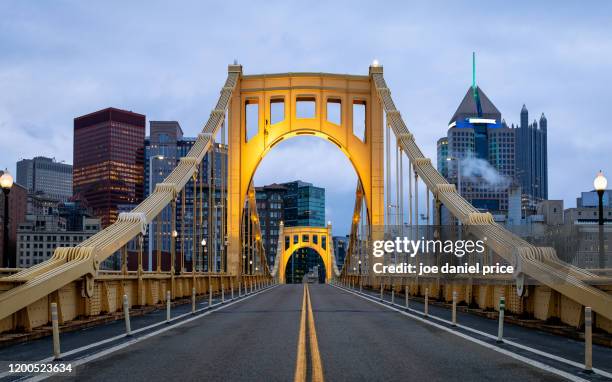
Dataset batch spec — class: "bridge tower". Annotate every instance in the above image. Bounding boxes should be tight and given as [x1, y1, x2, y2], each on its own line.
[226, 66, 386, 277]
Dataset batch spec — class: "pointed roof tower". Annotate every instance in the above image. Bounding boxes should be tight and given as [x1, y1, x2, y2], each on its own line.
[449, 52, 501, 125]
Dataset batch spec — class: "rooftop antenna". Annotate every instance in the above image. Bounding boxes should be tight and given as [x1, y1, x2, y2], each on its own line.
[472, 51, 476, 96]
[472, 51, 483, 118]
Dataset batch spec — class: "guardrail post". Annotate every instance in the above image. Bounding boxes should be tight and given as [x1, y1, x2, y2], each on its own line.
[191, 287, 196, 314]
[585, 307, 593, 372]
[497, 296, 505, 343]
[209, 282, 213, 307]
[452, 291, 457, 327]
[51, 302, 61, 360]
[405, 285, 409, 308]
[166, 290, 171, 322]
[424, 288, 429, 317]
[123, 295, 132, 335]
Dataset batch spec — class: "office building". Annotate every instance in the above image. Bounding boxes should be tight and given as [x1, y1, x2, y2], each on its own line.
[16, 156, 72, 202]
[16, 217, 101, 268]
[577, 190, 612, 209]
[282, 181, 325, 227]
[515, 105, 548, 212]
[255, 180, 326, 283]
[145, 121, 227, 272]
[73, 107, 145, 227]
[332, 235, 349, 269]
[255, 183, 287, 265]
[58, 200, 95, 231]
[436, 137, 448, 178]
[438, 83, 515, 215]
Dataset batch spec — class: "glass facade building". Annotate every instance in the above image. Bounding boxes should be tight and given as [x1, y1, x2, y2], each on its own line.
[255, 180, 326, 283]
[73, 108, 145, 228]
[515, 105, 548, 213]
[145, 121, 227, 271]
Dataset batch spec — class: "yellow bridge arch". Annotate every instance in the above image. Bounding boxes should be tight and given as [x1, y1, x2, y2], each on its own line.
[276, 225, 334, 284]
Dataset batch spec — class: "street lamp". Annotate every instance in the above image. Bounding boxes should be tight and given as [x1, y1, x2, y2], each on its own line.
[594, 171, 608, 269]
[148, 155, 165, 271]
[1, 169, 14, 267]
[594, 171, 607, 226]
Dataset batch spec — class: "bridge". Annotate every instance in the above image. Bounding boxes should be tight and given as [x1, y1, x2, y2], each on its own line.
[0, 64, 611, 381]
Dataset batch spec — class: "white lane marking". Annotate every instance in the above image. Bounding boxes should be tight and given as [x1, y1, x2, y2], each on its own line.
[3, 286, 277, 382]
[354, 286, 612, 380]
[333, 285, 591, 382]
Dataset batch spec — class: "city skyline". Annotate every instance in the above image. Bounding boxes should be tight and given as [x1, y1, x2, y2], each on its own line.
[1, 1, 611, 235]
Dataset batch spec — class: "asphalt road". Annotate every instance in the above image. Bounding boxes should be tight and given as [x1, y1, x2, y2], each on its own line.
[40, 284, 575, 382]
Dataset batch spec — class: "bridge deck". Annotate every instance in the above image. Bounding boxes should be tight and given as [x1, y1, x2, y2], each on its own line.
[2, 285, 609, 381]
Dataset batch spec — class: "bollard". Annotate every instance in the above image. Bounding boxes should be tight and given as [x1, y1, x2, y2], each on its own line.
[166, 290, 171, 322]
[359, 278, 362, 293]
[191, 288, 196, 314]
[123, 295, 132, 335]
[391, 288, 395, 305]
[221, 281, 225, 303]
[405, 285, 409, 308]
[497, 296, 505, 343]
[424, 288, 429, 317]
[238, 281, 242, 297]
[50, 303, 61, 360]
[231, 279, 234, 300]
[452, 291, 457, 327]
[585, 307, 593, 372]
[250, 280, 253, 294]
[209, 284, 213, 307]
[380, 283, 384, 301]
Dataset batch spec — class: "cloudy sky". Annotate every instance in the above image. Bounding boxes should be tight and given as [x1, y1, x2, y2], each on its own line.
[1, 1, 611, 235]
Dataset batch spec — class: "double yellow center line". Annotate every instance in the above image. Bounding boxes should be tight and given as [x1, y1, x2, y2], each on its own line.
[294, 284, 324, 382]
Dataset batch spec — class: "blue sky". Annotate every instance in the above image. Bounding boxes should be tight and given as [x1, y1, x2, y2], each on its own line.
[1, 1, 611, 235]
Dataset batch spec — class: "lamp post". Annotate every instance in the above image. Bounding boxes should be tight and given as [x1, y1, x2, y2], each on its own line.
[148, 155, 165, 271]
[594, 171, 608, 268]
[1, 169, 14, 268]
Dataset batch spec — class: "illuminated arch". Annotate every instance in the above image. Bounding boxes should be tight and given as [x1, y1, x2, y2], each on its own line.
[227, 71, 385, 275]
[278, 226, 332, 283]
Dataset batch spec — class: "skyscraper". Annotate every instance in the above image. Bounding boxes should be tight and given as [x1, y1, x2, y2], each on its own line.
[16, 156, 73, 202]
[282, 181, 325, 227]
[515, 104, 548, 213]
[145, 121, 227, 272]
[255, 180, 326, 282]
[436, 137, 449, 178]
[437, 55, 515, 215]
[73, 107, 145, 227]
[255, 183, 287, 265]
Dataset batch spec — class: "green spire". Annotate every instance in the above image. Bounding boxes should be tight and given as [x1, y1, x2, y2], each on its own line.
[472, 51, 476, 95]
